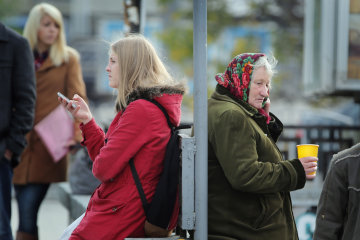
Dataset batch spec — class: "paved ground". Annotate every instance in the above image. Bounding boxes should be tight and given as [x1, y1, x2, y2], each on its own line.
[10, 185, 69, 240]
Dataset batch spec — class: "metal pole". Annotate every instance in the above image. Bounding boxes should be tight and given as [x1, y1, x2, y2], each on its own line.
[193, 0, 207, 239]
[139, 0, 146, 34]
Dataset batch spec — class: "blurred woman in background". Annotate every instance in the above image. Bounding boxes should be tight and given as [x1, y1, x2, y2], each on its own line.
[12, 3, 87, 240]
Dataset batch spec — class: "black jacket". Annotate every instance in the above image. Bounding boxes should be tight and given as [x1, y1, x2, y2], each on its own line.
[0, 22, 36, 167]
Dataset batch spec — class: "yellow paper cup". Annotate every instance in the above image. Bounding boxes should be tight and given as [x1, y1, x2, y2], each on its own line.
[297, 144, 319, 175]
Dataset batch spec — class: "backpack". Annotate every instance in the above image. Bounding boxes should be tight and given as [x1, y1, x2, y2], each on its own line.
[129, 98, 191, 237]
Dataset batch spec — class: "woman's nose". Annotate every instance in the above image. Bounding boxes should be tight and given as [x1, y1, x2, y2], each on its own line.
[261, 86, 269, 97]
[50, 24, 57, 32]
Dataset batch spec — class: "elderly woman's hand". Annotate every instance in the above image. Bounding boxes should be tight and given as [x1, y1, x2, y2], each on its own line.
[299, 156, 318, 180]
[263, 98, 271, 115]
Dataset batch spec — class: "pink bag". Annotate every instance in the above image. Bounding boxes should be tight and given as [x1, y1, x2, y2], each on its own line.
[34, 105, 74, 162]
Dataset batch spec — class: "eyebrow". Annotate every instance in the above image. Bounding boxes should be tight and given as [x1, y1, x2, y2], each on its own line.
[254, 78, 270, 83]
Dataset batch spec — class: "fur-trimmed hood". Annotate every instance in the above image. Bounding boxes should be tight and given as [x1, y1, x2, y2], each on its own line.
[120, 83, 185, 127]
[126, 83, 186, 104]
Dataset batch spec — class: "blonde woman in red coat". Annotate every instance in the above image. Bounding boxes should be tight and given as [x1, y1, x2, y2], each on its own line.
[59, 35, 185, 239]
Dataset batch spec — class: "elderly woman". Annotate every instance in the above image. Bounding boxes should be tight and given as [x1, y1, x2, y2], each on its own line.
[208, 53, 317, 239]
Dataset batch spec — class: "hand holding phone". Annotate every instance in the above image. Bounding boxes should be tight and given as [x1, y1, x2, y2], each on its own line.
[263, 97, 270, 115]
[57, 92, 77, 108]
[58, 92, 93, 124]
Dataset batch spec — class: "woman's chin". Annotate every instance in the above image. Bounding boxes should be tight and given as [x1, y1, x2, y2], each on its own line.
[250, 103, 262, 109]
[109, 82, 118, 89]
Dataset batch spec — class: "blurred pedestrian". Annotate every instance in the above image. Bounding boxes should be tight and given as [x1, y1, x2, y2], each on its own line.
[208, 53, 317, 240]
[0, 22, 36, 240]
[313, 143, 360, 239]
[12, 3, 87, 240]
[59, 34, 185, 239]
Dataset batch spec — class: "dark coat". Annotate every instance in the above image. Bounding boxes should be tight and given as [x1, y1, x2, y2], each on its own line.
[314, 143, 360, 240]
[208, 85, 306, 240]
[70, 86, 184, 239]
[0, 22, 36, 167]
[13, 47, 87, 184]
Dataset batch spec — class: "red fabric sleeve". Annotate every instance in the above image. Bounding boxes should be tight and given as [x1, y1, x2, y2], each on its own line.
[86, 101, 154, 182]
[80, 118, 106, 160]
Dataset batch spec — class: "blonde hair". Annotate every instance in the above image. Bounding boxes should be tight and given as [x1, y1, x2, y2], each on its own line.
[23, 3, 69, 66]
[111, 34, 174, 110]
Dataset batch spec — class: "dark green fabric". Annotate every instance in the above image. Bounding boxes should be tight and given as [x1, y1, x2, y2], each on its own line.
[208, 86, 306, 240]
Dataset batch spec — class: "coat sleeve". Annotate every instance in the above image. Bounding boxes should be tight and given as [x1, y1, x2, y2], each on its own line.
[212, 109, 304, 193]
[313, 160, 347, 240]
[85, 102, 154, 182]
[65, 49, 87, 143]
[80, 118, 106, 160]
[6, 35, 36, 160]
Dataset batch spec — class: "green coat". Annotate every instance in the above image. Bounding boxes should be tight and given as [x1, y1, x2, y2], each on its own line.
[208, 85, 306, 240]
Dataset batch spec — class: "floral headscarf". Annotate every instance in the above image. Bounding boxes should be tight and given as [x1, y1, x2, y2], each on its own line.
[215, 53, 271, 123]
[215, 53, 265, 102]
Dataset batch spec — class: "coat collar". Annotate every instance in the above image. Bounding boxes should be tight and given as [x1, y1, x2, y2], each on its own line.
[116, 84, 185, 112]
[213, 84, 259, 118]
[126, 84, 185, 105]
[36, 56, 56, 72]
[0, 23, 9, 41]
[213, 84, 274, 135]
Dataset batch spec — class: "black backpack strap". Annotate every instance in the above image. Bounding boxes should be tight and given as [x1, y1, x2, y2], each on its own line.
[143, 99, 174, 129]
[129, 98, 191, 221]
[129, 99, 172, 216]
[144, 99, 192, 131]
[176, 123, 192, 130]
[129, 158, 149, 213]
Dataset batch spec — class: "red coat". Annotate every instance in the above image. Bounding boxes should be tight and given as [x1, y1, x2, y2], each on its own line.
[70, 89, 183, 240]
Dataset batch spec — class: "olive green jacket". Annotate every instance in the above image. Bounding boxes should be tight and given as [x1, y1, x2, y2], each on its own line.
[208, 85, 306, 240]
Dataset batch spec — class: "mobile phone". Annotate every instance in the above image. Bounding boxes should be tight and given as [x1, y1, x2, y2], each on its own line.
[262, 97, 268, 108]
[57, 92, 77, 108]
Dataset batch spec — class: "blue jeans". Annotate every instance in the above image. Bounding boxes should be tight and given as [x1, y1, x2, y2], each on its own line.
[14, 183, 49, 235]
[0, 156, 13, 240]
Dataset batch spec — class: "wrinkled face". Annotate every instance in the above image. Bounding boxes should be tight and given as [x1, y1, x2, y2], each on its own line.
[37, 14, 59, 47]
[248, 66, 270, 109]
[105, 52, 119, 89]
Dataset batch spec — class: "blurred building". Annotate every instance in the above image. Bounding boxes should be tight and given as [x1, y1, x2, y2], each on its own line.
[303, 0, 360, 102]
